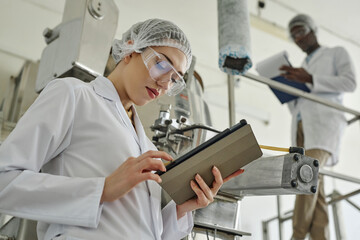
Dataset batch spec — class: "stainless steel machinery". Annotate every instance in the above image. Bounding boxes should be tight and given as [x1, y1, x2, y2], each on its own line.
[1, 60, 39, 136]
[221, 152, 320, 197]
[0, 0, 119, 239]
[35, 0, 118, 92]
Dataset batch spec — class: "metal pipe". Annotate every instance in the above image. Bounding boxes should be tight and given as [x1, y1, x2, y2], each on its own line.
[0, 48, 29, 61]
[243, 73, 360, 119]
[345, 199, 360, 211]
[227, 74, 236, 127]
[277, 196, 283, 240]
[327, 189, 360, 205]
[193, 221, 251, 237]
[347, 116, 360, 125]
[319, 169, 360, 184]
[331, 201, 343, 240]
[280, 213, 293, 222]
[234, 200, 241, 230]
[214, 194, 238, 203]
[262, 221, 269, 240]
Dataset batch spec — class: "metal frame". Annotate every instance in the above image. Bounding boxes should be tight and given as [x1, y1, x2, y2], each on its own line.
[261, 170, 360, 240]
[243, 73, 360, 124]
[225, 73, 360, 239]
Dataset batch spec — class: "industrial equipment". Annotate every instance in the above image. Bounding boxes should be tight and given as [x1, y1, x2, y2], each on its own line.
[0, 0, 119, 239]
[221, 152, 320, 197]
[1, 60, 39, 136]
[35, 0, 118, 92]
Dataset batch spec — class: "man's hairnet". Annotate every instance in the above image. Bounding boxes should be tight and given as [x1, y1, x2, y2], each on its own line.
[288, 14, 317, 34]
[112, 18, 192, 70]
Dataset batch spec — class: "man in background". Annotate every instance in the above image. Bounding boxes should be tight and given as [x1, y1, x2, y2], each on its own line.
[280, 14, 356, 240]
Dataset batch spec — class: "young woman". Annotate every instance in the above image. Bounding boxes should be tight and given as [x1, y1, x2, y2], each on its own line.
[0, 19, 242, 239]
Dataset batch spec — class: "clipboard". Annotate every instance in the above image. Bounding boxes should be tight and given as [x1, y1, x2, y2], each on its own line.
[256, 51, 310, 104]
[156, 119, 263, 205]
[270, 76, 310, 104]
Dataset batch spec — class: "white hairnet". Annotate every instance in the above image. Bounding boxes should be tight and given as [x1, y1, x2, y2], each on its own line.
[288, 14, 317, 33]
[112, 18, 192, 70]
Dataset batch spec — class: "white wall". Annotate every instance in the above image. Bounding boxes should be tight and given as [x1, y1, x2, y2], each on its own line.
[1, 0, 359, 239]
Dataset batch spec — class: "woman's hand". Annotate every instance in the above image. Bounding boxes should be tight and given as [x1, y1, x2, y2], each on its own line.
[100, 150, 173, 203]
[175, 166, 244, 219]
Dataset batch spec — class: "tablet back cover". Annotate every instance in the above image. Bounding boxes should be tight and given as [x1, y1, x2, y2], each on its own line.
[159, 124, 263, 204]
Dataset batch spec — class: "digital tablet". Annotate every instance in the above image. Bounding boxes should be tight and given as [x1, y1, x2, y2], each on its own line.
[156, 119, 263, 205]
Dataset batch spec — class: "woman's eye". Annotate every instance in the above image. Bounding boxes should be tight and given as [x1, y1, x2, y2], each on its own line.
[156, 61, 173, 75]
[171, 73, 180, 83]
[155, 61, 169, 71]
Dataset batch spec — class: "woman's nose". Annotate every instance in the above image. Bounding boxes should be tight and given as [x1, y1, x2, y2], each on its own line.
[157, 73, 173, 90]
[156, 80, 169, 92]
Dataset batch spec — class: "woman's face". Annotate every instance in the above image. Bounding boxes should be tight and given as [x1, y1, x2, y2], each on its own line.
[122, 46, 187, 107]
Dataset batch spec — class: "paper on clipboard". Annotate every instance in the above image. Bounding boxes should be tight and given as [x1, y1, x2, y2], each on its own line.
[255, 51, 291, 78]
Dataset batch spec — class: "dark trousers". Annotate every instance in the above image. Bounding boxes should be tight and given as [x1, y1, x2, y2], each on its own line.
[292, 121, 330, 240]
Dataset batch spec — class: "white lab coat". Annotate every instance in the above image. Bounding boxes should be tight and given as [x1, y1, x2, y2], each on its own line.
[288, 46, 356, 166]
[0, 76, 193, 239]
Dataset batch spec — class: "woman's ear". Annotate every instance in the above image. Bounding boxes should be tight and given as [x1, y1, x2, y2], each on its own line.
[123, 54, 132, 63]
[123, 40, 134, 64]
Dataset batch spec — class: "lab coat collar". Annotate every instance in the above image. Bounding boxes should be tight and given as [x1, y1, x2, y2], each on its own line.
[91, 76, 151, 155]
[91, 76, 142, 148]
[91, 76, 121, 102]
[304, 46, 326, 67]
[132, 106, 153, 155]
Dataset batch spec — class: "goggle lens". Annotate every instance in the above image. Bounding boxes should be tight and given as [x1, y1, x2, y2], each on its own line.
[142, 48, 186, 96]
[291, 25, 311, 40]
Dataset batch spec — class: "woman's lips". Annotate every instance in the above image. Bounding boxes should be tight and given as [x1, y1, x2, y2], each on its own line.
[146, 87, 159, 99]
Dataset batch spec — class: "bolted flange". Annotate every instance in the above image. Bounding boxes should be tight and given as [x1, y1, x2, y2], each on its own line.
[313, 160, 319, 167]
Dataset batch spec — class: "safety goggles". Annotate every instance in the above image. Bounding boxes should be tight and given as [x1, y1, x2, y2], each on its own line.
[141, 47, 186, 96]
[290, 25, 311, 40]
